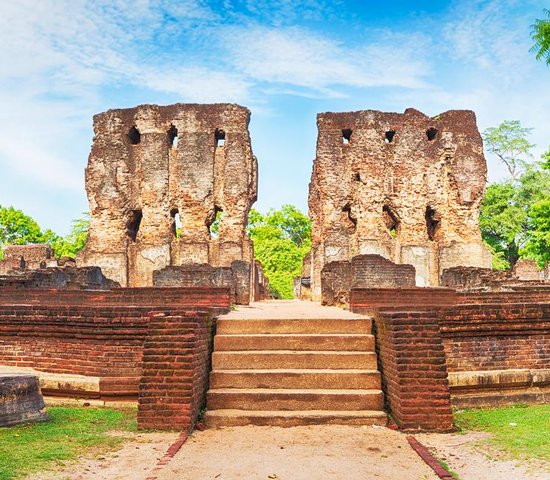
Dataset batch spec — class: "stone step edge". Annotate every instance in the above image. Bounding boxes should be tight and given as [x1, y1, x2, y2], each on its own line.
[213, 350, 377, 355]
[215, 333, 374, 337]
[211, 369, 380, 374]
[208, 388, 383, 395]
[205, 409, 387, 418]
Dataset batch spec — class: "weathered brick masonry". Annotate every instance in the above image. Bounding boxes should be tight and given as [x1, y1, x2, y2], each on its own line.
[372, 308, 454, 432]
[351, 287, 550, 424]
[138, 311, 214, 431]
[0, 287, 230, 430]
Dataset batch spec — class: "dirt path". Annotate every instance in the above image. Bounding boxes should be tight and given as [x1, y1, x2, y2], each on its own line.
[150, 425, 439, 480]
[26, 425, 550, 480]
[418, 431, 550, 480]
[25, 432, 179, 480]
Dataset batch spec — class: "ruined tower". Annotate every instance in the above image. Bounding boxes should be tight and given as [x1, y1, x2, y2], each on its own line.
[78, 103, 258, 290]
[307, 108, 492, 300]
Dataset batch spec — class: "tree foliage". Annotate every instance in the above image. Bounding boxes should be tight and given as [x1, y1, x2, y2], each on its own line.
[483, 121, 534, 180]
[531, 8, 550, 65]
[480, 162, 550, 269]
[0, 206, 44, 246]
[0, 205, 89, 260]
[248, 205, 311, 299]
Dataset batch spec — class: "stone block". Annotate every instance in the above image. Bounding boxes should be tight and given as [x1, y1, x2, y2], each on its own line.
[0, 374, 48, 427]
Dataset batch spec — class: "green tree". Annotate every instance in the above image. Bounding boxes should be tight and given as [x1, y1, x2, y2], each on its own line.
[483, 121, 534, 180]
[531, 9, 550, 65]
[248, 205, 311, 299]
[0, 205, 44, 246]
[543, 147, 550, 170]
[480, 162, 550, 268]
[0, 206, 89, 260]
[47, 215, 89, 258]
[522, 199, 550, 267]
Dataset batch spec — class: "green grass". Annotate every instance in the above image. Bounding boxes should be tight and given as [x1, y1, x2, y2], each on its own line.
[0, 406, 137, 480]
[455, 404, 550, 464]
[437, 459, 461, 479]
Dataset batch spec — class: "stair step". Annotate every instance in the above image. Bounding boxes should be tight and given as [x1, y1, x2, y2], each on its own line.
[204, 409, 388, 427]
[212, 351, 378, 370]
[210, 369, 381, 390]
[207, 388, 384, 411]
[216, 318, 372, 335]
[214, 334, 374, 351]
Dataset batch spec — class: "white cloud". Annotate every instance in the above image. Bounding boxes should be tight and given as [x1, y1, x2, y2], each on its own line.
[224, 26, 431, 95]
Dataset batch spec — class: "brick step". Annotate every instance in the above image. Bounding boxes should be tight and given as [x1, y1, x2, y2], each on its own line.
[214, 334, 374, 351]
[207, 388, 384, 411]
[212, 351, 378, 370]
[204, 409, 388, 427]
[210, 369, 381, 390]
[216, 318, 372, 335]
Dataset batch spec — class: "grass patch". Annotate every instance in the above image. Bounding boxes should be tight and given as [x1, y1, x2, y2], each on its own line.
[455, 404, 550, 464]
[437, 459, 461, 479]
[0, 406, 137, 480]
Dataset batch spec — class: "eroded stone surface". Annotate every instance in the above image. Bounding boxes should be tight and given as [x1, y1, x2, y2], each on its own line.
[307, 108, 492, 299]
[0, 374, 48, 427]
[78, 103, 258, 290]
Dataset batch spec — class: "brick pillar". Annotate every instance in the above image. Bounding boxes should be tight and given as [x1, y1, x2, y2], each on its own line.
[374, 309, 454, 432]
[137, 311, 214, 431]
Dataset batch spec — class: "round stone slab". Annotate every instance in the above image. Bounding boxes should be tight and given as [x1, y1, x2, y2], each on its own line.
[0, 374, 48, 427]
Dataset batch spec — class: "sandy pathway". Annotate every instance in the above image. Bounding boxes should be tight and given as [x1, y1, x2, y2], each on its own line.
[156, 425, 439, 480]
[418, 431, 550, 480]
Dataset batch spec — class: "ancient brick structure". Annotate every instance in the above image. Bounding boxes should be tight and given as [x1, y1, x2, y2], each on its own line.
[77, 103, 259, 301]
[321, 254, 416, 306]
[0, 244, 57, 274]
[441, 264, 550, 290]
[306, 108, 492, 300]
[351, 287, 550, 413]
[0, 286, 230, 430]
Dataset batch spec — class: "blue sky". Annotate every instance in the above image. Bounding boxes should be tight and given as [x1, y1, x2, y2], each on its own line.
[0, 0, 549, 235]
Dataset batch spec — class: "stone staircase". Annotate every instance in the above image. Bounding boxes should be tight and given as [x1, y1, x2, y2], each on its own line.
[204, 301, 387, 427]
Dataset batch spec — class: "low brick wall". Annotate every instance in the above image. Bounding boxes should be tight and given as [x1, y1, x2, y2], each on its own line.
[0, 287, 230, 401]
[0, 287, 231, 314]
[373, 308, 454, 432]
[440, 303, 550, 372]
[456, 288, 550, 305]
[350, 288, 457, 315]
[351, 287, 550, 417]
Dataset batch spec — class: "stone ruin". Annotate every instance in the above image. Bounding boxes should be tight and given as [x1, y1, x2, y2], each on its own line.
[303, 108, 493, 302]
[0, 244, 117, 290]
[77, 103, 266, 303]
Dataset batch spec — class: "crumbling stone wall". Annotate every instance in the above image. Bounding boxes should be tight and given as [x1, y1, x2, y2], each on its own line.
[441, 265, 550, 290]
[307, 108, 492, 300]
[78, 103, 258, 294]
[0, 245, 57, 274]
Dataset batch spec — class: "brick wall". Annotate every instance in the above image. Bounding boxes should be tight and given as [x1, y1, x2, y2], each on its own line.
[352, 255, 416, 289]
[0, 287, 230, 399]
[373, 308, 454, 432]
[350, 288, 457, 315]
[440, 303, 550, 372]
[138, 311, 215, 431]
[0, 287, 231, 314]
[351, 287, 550, 416]
[321, 255, 417, 306]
